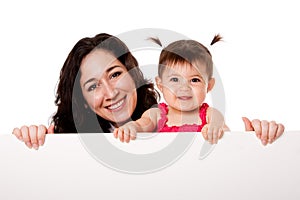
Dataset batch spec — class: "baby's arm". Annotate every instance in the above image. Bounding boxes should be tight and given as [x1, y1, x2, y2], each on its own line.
[113, 108, 160, 143]
[201, 107, 226, 144]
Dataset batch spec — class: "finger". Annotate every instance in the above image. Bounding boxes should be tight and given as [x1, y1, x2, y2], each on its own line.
[201, 125, 208, 140]
[130, 129, 137, 141]
[260, 120, 269, 146]
[118, 129, 124, 143]
[213, 128, 224, 144]
[20, 126, 32, 149]
[242, 117, 254, 131]
[207, 127, 213, 144]
[12, 128, 23, 141]
[113, 129, 118, 138]
[275, 123, 285, 140]
[251, 119, 262, 139]
[38, 125, 47, 146]
[115, 129, 120, 140]
[29, 125, 39, 150]
[267, 121, 277, 144]
[47, 124, 55, 134]
[223, 124, 230, 132]
[218, 128, 224, 139]
[124, 129, 130, 143]
[212, 128, 219, 144]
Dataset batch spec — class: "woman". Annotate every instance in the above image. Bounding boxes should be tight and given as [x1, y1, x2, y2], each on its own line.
[12, 33, 284, 149]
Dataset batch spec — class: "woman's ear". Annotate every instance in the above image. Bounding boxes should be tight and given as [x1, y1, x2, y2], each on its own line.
[84, 103, 91, 114]
[155, 76, 163, 92]
[207, 78, 215, 92]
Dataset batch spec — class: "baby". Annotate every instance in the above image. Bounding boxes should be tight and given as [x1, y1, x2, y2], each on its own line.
[114, 35, 227, 144]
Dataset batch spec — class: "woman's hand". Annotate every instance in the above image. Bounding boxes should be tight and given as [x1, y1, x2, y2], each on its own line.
[242, 117, 285, 145]
[12, 124, 54, 150]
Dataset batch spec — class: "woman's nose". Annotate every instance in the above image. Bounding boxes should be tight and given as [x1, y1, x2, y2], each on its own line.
[102, 81, 118, 99]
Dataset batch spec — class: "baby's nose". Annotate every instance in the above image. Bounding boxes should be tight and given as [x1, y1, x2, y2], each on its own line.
[179, 80, 191, 90]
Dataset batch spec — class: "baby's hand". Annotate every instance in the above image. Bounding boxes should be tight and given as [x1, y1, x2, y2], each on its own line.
[202, 107, 225, 144]
[113, 122, 137, 143]
[201, 124, 224, 144]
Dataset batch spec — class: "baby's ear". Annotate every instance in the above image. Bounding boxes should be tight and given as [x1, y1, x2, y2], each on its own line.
[207, 78, 215, 92]
[155, 76, 163, 92]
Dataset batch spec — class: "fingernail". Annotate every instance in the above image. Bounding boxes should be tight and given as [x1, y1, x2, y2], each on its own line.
[268, 139, 272, 144]
[262, 140, 267, 146]
[25, 142, 32, 149]
[38, 140, 43, 146]
[33, 144, 39, 150]
[257, 134, 261, 139]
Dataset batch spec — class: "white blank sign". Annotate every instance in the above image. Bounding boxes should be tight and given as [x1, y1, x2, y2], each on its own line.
[0, 131, 299, 200]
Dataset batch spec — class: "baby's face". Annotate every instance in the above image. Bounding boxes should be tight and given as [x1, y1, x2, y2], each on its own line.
[157, 62, 212, 112]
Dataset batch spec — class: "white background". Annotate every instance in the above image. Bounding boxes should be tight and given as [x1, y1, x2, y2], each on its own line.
[1, 0, 299, 135]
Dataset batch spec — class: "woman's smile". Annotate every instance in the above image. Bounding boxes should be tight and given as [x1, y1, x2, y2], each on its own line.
[106, 96, 126, 111]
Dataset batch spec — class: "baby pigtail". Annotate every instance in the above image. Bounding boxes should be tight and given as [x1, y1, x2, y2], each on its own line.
[210, 34, 223, 45]
[147, 37, 163, 47]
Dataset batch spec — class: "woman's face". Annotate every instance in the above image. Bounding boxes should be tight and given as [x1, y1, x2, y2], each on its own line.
[80, 49, 137, 126]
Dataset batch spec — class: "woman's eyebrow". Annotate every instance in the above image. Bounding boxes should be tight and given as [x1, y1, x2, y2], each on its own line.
[83, 78, 97, 88]
[106, 65, 121, 73]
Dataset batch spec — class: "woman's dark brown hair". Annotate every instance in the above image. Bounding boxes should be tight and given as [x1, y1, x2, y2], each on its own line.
[52, 33, 159, 133]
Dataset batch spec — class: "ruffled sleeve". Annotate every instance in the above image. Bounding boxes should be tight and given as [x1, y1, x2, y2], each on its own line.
[157, 103, 168, 132]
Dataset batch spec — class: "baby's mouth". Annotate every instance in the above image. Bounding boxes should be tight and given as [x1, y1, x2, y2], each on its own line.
[177, 96, 192, 100]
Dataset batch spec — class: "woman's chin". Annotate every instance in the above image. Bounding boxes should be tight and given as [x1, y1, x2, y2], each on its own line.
[108, 114, 132, 127]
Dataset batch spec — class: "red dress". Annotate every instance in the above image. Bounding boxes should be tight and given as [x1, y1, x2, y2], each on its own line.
[157, 102, 209, 132]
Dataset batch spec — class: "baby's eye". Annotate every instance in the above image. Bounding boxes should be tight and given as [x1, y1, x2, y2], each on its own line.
[110, 71, 122, 79]
[170, 77, 179, 82]
[191, 78, 201, 83]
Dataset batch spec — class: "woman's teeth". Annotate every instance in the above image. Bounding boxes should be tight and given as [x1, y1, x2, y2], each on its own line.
[107, 99, 124, 110]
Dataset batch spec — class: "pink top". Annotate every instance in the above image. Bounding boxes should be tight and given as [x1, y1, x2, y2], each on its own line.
[157, 102, 209, 132]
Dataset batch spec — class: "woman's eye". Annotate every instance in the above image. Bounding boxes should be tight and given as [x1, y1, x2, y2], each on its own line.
[191, 78, 201, 83]
[110, 71, 122, 79]
[88, 83, 97, 92]
[170, 77, 179, 82]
